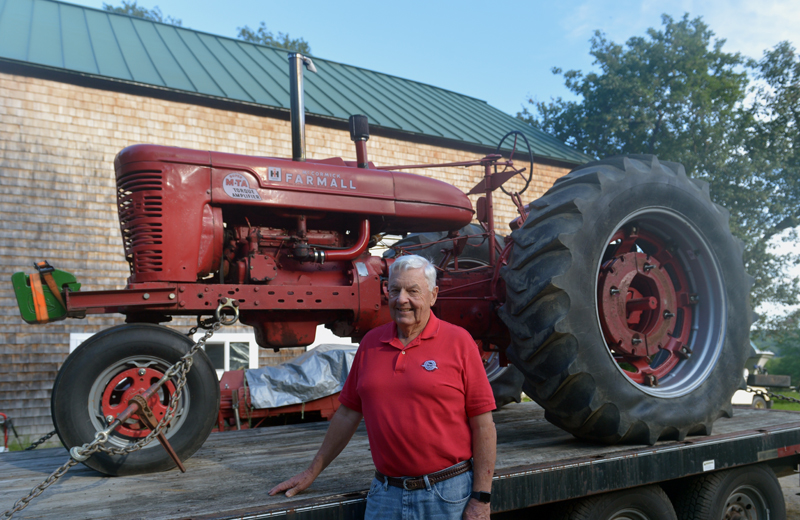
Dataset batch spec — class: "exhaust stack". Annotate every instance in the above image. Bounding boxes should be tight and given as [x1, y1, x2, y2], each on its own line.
[288, 53, 317, 162]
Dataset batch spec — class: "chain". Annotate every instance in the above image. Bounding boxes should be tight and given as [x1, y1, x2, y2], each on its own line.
[24, 430, 57, 451]
[747, 386, 800, 405]
[187, 314, 218, 338]
[2, 301, 235, 519]
[2, 458, 80, 518]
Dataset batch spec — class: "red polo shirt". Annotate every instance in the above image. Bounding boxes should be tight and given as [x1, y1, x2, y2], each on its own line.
[339, 312, 496, 477]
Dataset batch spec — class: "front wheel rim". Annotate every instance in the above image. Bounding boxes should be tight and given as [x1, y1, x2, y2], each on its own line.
[89, 355, 190, 449]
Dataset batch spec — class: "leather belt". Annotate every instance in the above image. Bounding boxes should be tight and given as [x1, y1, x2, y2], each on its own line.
[375, 460, 472, 491]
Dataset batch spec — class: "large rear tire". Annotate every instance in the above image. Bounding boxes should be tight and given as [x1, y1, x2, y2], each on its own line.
[51, 323, 220, 475]
[387, 224, 524, 408]
[500, 156, 752, 444]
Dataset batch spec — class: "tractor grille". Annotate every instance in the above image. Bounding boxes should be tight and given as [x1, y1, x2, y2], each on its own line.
[117, 170, 164, 274]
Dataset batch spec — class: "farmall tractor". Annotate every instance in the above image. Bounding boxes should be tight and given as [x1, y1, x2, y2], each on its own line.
[12, 55, 751, 476]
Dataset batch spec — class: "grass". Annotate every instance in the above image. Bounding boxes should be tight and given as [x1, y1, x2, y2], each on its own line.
[767, 389, 800, 412]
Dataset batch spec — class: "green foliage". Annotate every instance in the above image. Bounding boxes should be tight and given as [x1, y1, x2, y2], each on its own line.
[521, 15, 749, 171]
[520, 14, 800, 327]
[762, 309, 800, 383]
[237, 22, 311, 54]
[102, 1, 182, 26]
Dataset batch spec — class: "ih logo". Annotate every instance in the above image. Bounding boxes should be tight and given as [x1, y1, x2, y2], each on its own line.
[268, 167, 281, 182]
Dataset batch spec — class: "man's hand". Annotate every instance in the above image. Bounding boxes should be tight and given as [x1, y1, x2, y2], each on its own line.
[463, 498, 490, 519]
[269, 467, 318, 497]
[267, 405, 363, 498]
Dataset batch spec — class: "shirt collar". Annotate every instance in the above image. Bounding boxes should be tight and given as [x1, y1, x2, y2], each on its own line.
[380, 311, 440, 348]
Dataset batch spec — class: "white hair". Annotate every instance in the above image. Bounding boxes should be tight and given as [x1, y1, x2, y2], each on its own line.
[389, 255, 437, 291]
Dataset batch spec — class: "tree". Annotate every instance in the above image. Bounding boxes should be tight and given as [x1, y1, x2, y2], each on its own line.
[102, 1, 182, 26]
[763, 309, 800, 386]
[519, 14, 800, 326]
[748, 42, 800, 243]
[237, 22, 311, 54]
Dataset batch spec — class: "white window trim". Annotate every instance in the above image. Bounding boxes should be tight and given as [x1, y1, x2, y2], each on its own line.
[69, 333, 95, 353]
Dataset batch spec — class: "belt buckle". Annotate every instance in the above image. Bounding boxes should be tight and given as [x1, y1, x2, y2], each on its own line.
[402, 478, 414, 490]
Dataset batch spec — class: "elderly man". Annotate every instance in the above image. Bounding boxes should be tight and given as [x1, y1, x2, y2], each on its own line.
[269, 254, 497, 520]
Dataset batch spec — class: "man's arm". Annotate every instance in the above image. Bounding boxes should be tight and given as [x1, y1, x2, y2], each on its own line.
[463, 411, 496, 520]
[268, 404, 363, 497]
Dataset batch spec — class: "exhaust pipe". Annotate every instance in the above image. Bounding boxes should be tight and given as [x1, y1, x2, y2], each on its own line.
[288, 53, 317, 162]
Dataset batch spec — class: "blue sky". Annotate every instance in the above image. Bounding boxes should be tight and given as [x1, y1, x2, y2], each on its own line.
[64, 0, 799, 117]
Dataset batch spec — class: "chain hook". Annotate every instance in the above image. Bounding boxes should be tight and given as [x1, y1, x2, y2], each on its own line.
[69, 445, 91, 462]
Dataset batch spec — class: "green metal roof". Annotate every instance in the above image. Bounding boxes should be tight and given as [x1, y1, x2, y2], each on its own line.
[0, 0, 589, 165]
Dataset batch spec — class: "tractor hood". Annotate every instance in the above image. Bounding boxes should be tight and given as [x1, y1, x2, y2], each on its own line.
[115, 144, 475, 234]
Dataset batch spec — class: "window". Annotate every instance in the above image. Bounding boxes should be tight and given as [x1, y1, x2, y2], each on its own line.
[192, 332, 260, 380]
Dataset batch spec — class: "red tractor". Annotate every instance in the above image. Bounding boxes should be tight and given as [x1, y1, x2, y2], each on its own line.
[12, 54, 751, 476]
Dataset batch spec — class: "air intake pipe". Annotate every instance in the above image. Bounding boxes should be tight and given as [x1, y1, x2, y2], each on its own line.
[288, 53, 317, 162]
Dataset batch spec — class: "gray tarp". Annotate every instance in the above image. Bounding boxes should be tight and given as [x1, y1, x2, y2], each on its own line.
[244, 344, 358, 409]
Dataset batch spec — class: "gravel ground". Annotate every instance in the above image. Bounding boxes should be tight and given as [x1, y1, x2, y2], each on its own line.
[781, 473, 800, 516]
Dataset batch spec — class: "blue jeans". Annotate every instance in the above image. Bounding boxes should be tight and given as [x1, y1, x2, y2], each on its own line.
[364, 468, 473, 520]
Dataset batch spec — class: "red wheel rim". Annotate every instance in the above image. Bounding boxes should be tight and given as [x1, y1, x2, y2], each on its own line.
[101, 368, 177, 438]
[598, 226, 693, 386]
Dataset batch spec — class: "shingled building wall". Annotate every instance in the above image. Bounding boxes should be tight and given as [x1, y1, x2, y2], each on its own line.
[0, 72, 573, 440]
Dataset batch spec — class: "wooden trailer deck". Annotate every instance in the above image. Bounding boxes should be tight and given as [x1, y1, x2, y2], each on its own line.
[2, 402, 800, 519]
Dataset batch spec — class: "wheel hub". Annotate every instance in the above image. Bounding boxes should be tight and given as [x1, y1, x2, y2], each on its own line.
[597, 226, 694, 385]
[101, 367, 176, 438]
[599, 251, 677, 357]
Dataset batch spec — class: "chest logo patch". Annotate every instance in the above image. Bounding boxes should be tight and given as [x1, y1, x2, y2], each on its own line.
[421, 360, 439, 371]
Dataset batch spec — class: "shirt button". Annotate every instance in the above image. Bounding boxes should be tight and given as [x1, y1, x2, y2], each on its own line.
[401, 351, 406, 355]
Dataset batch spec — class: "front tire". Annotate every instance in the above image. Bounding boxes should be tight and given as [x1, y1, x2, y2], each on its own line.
[51, 323, 220, 475]
[500, 156, 752, 444]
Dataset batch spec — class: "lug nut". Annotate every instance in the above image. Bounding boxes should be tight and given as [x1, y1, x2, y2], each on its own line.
[632, 337, 642, 345]
[610, 287, 620, 295]
[663, 311, 674, 319]
[138, 368, 146, 376]
[106, 415, 115, 424]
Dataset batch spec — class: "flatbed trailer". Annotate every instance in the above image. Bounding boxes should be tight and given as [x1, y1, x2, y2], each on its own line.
[2, 402, 799, 519]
